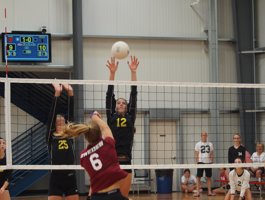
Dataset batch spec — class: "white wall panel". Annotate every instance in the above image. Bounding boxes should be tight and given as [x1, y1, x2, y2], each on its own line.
[256, 0, 265, 47]
[218, 0, 234, 39]
[218, 43, 237, 83]
[83, 38, 209, 82]
[12, 0, 49, 31]
[83, 0, 207, 38]
[52, 40, 73, 65]
[48, 0, 72, 33]
[0, 0, 71, 33]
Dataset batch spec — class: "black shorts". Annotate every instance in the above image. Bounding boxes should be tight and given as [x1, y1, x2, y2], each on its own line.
[118, 155, 132, 173]
[92, 189, 128, 200]
[48, 171, 78, 196]
[196, 162, 212, 178]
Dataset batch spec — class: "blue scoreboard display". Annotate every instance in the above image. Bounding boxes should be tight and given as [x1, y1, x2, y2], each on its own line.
[2, 32, 51, 62]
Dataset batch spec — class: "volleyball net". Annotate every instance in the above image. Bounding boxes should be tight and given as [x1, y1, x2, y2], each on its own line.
[0, 77, 265, 171]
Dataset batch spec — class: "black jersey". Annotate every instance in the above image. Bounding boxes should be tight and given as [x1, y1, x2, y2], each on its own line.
[228, 145, 246, 164]
[0, 155, 12, 188]
[106, 85, 137, 160]
[46, 96, 75, 172]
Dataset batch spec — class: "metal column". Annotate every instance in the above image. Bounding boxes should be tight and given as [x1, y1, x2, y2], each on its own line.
[232, 0, 256, 153]
[72, 0, 86, 194]
[208, 0, 220, 159]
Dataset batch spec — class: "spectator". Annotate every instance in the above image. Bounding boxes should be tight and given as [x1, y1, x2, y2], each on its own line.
[250, 143, 265, 181]
[181, 169, 197, 193]
[213, 168, 229, 194]
[193, 131, 215, 197]
[228, 134, 246, 170]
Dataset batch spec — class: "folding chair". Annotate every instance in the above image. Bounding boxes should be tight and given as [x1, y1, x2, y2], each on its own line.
[133, 169, 154, 195]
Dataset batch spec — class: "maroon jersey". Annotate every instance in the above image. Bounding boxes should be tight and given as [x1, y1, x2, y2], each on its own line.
[80, 137, 128, 194]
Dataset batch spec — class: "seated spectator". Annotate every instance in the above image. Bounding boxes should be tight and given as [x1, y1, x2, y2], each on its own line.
[213, 168, 229, 194]
[250, 143, 265, 181]
[181, 169, 196, 193]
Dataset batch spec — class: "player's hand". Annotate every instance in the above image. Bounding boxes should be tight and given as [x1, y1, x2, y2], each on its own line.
[128, 55, 139, 72]
[106, 57, 119, 74]
[62, 84, 74, 96]
[52, 83, 63, 97]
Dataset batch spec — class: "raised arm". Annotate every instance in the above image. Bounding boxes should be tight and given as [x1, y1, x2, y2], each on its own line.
[127, 56, 139, 123]
[106, 57, 119, 81]
[128, 86, 137, 123]
[106, 57, 118, 121]
[127, 56, 139, 81]
[62, 84, 74, 122]
[91, 111, 113, 139]
[46, 83, 62, 144]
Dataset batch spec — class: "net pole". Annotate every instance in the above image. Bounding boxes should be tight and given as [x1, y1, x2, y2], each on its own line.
[4, 79, 13, 167]
[4, 8, 8, 77]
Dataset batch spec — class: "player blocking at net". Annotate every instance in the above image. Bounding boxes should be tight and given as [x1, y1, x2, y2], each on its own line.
[62, 111, 129, 200]
[46, 83, 79, 200]
[106, 55, 139, 197]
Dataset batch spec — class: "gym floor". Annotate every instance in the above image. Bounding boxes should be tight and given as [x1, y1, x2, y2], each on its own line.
[12, 192, 264, 200]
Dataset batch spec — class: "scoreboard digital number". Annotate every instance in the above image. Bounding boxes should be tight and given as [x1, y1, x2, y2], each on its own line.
[2, 32, 51, 62]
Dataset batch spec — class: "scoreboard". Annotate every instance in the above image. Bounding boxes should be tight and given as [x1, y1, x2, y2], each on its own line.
[2, 32, 51, 62]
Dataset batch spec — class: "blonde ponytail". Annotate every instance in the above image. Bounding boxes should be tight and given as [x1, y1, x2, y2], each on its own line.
[63, 122, 101, 144]
[64, 123, 90, 138]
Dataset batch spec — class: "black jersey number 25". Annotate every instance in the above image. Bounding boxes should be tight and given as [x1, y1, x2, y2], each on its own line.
[58, 140, 69, 150]
[116, 118, 127, 127]
[200, 145, 210, 153]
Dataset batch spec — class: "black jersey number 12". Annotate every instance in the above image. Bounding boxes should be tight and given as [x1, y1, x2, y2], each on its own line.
[116, 118, 127, 127]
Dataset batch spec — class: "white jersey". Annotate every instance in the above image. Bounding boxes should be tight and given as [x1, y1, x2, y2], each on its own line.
[195, 141, 214, 163]
[250, 152, 265, 163]
[229, 169, 250, 198]
[181, 175, 196, 186]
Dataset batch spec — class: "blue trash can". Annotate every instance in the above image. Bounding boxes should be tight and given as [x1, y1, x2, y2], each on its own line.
[155, 169, 173, 194]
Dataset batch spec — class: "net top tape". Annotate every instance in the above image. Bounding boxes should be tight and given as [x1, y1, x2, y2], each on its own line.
[0, 163, 264, 170]
[1, 78, 265, 89]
